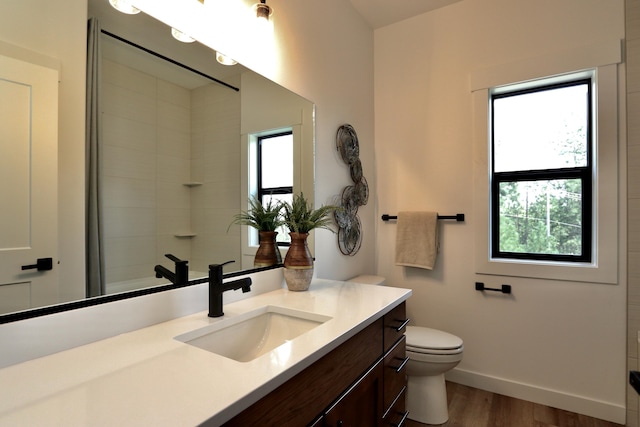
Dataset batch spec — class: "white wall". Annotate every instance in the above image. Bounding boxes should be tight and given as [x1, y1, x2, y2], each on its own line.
[374, 0, 626, 423]
[230, 0, 378, 281]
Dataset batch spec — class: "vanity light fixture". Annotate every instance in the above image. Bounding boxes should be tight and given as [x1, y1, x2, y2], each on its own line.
[216, 52, 237, 66]
[254, 0, 273, 21]
[171, 28, 195, 43]
[171, 0, 204, 43]
[109, 0, 140, 14]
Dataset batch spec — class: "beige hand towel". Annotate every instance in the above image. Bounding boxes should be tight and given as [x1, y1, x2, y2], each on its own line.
[395, 211, 439, 270]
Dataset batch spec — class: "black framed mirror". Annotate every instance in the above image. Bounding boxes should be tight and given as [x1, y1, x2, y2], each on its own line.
[0, 0, 314, 323]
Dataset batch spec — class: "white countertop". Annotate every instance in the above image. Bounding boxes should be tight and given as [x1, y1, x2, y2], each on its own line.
[0, 279, 411, 426]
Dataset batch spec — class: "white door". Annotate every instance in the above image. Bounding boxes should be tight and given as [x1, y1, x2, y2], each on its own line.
[0, 54, 59, 315]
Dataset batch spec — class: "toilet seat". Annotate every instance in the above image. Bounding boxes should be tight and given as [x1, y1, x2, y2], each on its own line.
[406, 326, 463, 355]
[407, 345, 464, 356]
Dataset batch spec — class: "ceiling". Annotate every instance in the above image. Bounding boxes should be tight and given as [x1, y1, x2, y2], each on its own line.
[349, 0, 462, 29]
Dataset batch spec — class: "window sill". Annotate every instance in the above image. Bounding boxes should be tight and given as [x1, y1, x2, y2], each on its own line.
[475, 257, 617, 285]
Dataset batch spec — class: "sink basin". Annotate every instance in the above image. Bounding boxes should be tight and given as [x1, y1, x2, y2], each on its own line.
[175, 305, 332, 362]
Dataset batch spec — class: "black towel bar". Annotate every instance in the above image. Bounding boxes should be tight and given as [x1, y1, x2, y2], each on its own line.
[475, 282, 511, 294]
[381, 213, 465, 222]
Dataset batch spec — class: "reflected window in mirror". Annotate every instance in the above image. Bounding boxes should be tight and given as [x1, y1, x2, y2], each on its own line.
[252, 131, 293, 245]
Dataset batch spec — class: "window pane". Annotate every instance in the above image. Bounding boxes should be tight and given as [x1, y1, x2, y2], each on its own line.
[498, 179, 583, 256]
[261, 134, 293, 188]
[493, 83, 588, 172]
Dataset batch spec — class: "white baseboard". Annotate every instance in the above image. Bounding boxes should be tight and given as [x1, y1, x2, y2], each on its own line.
[446, 368, 626, 425]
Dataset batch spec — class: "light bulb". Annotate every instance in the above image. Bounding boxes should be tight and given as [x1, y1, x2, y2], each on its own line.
[171, 28, 195, 43]
[109, 0, 140, 14]
[216, 52, 237, 66]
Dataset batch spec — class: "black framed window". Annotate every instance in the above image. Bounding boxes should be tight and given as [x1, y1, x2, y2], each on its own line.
[257, 131, 293, 244]
[490, 78, 592, 262]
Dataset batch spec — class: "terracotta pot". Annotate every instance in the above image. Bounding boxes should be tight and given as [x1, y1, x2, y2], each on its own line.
[283, 232, 314, 291]
[254, 231, 282, 267]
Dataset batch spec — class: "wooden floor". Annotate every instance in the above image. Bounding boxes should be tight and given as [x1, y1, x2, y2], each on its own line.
[405, 382, 624, 427]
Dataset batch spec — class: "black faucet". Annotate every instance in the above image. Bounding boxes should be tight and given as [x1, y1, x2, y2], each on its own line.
[154, 254, 189, 286]
[208, 261, 252, 318]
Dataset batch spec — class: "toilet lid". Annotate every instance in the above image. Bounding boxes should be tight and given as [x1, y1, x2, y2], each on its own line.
[405, 326, 463, 351]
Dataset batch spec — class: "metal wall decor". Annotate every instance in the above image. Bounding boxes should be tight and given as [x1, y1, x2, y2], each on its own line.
[335, 124, 368, 255]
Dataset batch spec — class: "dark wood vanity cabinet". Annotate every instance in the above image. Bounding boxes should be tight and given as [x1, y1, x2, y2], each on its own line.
[220, 301, 408, 427]
[382, 302, 410, 426]
[323, 360, 384, 426]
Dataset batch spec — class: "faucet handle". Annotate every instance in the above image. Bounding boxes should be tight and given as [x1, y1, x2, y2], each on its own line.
[208, 260, 235, 282]
[164, 253, 188, 265]
[209, 260, 235, 270]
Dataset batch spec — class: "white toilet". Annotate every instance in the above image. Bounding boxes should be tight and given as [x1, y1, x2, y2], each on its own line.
[346, 275, 464, 425]
[405, 326, 463, 424]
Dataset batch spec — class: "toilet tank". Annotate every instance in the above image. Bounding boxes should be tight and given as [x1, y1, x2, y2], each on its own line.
[346, 275, 386, 286]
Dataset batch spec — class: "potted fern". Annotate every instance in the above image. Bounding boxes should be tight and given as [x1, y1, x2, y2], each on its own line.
[230, 196, 284, 267]
[281, 193, 337, 291]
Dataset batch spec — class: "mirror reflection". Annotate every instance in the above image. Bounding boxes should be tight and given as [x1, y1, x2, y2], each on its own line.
[0, 0, 314, 319]
[96, 30, 243, 295]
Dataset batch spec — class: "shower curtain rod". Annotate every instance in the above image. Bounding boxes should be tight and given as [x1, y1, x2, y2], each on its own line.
[100, 29, 240, 92]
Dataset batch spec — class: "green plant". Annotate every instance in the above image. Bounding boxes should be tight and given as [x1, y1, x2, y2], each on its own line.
[282, 193, 337, 234]
[229, 196, 284, 232]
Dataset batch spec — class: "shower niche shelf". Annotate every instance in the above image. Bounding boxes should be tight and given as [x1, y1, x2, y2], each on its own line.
[174, 233, 197, 238]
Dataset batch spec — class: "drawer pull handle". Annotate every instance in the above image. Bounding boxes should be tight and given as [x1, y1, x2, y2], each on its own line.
[392, 356, 410, 373]
[393, 318, 410, 332]
[392, 410, 410, 427]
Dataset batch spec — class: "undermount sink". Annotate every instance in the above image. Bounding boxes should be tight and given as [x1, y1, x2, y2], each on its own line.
[175, 305, 332, 362]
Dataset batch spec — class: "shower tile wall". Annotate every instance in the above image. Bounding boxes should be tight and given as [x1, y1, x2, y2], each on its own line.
[101, 59, 240, 286]
[190, 78, 242, 274]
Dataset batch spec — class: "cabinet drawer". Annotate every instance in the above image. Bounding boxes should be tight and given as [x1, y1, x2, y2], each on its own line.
[382, 387, 408, 427]
[323, 360, 383, 427]
[383, 302, 409, 351]
[383, 335, 408, 413]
